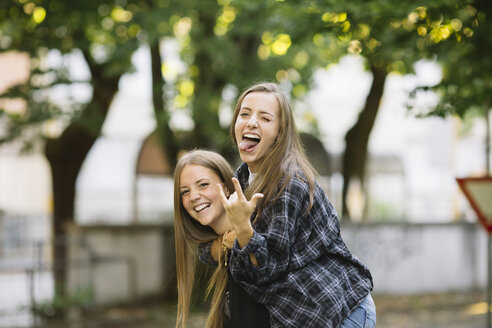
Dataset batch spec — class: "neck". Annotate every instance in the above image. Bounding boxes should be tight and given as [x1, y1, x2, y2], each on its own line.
[248, 163, 257, 174]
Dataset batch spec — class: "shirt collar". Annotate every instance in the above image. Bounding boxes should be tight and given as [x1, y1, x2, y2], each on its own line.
[236, 163, 251, 188]
[248, 167, 255, 185]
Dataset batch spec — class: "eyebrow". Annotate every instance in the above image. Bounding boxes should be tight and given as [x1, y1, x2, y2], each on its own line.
[239, 106, 275, 117]
[179, 178, 209, 190]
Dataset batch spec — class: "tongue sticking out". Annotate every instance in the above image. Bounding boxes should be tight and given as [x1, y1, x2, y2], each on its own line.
[239, 138, 259, 151]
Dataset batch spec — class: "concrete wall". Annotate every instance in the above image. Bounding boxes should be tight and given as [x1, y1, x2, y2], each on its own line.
[341, 221, 487, 294]
[67, 223, 176, 305]
[66, 221, 488, 305]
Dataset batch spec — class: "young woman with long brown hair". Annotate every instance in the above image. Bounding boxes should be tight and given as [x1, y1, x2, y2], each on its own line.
[200, 82, 376, 328]
[173, 149, 268, 328]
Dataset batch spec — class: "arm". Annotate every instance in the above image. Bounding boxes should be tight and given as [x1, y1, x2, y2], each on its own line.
[230, 178, 339, 286]
[217, 178, 262, 265]
[228, 196, 298, 285]
[226, 178, 304, 285]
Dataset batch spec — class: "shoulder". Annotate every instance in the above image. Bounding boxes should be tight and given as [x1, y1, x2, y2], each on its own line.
[285, 172, 334, 211]
[277, 171, 312, 205]
[283, 170, 320, 195]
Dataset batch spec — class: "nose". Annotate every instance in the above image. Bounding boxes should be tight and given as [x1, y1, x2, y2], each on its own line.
[247, 114, 258, 127]
[190, 188, 200, 201]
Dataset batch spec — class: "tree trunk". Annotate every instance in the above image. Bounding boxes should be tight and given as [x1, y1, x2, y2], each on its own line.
[342, 64, 387, 220]
[44, 55, 122, 300]
[150, 40, 179, 170]
[486, 105, 491, 175]
[191, 12, 228, 151]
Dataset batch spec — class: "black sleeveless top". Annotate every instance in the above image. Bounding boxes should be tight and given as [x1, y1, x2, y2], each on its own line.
[223, 271, 270, 328]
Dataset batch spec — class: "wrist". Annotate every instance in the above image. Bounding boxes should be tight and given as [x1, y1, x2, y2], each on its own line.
[234, 225, 253, 249]
[232, 221, 252, 235]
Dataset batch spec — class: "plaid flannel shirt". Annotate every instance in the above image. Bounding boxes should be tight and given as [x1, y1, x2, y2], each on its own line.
[198, 163, 373, 327]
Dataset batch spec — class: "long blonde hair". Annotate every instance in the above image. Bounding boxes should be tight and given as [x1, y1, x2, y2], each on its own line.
[230, 82, 317, 215]
[173, 150, 235, 328]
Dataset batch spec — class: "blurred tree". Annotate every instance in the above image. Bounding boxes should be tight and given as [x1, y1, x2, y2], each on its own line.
[0, 0, 140, 300]
[408, 0, 492, 174]
[311, 2, 436, 220]
[131, 0, 184, 170]
[148, 0, 324, 166]
[277, 0, 461, 220]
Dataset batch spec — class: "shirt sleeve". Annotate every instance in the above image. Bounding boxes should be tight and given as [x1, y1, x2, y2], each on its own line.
[197, 240, 218, 267]
[229, 177, 307, 285]
[229, 177, 342, 286]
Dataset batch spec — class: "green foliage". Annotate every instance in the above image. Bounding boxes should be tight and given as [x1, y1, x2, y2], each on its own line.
[406, 0, 492, 118]
[0, 0, 328, 151]
[154, 0, 331, 151]
[2, 0, 490, 148]
[0, 0, 151, 148]
[312, 1, 436, 73]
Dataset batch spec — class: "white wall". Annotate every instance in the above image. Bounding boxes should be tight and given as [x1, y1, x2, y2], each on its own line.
[341, 222, 486, 294]
[0, 150, 52, 215]
[62, 221, 489, 307]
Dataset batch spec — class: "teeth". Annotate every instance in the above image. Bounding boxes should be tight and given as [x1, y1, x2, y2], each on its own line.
[244, 133, 260, 140]
[194, 203, 210, 212]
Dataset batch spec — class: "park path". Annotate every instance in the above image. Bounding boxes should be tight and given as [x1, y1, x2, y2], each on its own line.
[28, 290, 487, 328]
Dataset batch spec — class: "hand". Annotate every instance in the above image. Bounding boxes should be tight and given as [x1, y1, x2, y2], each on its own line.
[218, 178, 263, 248]
[218, 178, 263, 231]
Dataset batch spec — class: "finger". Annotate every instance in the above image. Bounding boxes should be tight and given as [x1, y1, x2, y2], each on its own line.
[249, 193, 264, 208]
[217, 183, 229, 205]
[229, 191, 238, 201]
[231, 177, 246, 200]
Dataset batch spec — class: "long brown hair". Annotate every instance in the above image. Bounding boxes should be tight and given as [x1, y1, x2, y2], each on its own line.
[230, 82, 317, 215]
[173, 149, 235, 328]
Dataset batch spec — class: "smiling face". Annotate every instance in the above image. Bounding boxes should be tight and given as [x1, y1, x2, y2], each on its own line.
[234, 92, 280, 173]
[179, 164, 228, 234]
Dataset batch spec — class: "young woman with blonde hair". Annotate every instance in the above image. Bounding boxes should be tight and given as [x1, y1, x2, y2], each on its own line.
[173, 149, 268, 328]
[200, 82, 376, 328]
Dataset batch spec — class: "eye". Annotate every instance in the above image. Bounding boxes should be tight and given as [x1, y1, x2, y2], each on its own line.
[261, 117, 271, 122]
[180, 190, 189, 197]
[199, 182, 209, 188]
[239, 112, 250, 117]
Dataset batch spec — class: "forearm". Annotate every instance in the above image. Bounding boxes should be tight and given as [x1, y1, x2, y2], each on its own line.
[233, 223, 258, 266]
[234, 222, 253, 249]
[229, 230, 278, 283]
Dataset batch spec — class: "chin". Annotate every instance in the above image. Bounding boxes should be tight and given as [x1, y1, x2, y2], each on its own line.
[200, 219, 212, 227]
[240, 152, 257, 162]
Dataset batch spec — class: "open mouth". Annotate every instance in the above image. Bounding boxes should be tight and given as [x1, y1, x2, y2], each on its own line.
[194, 203, 210, 213]
[239, 133, 260, 152]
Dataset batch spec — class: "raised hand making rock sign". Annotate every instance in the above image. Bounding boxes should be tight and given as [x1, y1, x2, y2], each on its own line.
[217, 177, 263, 249]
